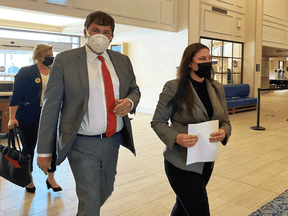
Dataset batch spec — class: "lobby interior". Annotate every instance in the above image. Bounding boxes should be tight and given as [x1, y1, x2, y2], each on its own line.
[1, 0, 288, 215]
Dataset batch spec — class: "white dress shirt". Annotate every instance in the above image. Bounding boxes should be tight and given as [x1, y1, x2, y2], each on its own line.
[77, 45, 124, 135]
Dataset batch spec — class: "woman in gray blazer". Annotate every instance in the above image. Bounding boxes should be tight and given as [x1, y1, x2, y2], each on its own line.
[151, 43, 231, 215]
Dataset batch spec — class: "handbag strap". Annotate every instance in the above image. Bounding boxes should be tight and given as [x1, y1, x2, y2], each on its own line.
[14, 125, 28, 153]
[8, 127, 17, 150]
[7, 125, 28, 153]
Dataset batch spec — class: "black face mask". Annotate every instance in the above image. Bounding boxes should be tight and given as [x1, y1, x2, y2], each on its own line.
[42, 57, 54, 67]
[194, 62, 212, 78]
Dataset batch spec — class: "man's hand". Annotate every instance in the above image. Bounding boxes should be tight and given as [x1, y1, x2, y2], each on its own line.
[176, 134, 199, 148]
[114, 98, 132, 117]
[37, 156, 52, 175]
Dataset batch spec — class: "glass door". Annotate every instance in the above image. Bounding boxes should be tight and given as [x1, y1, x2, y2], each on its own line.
[0, 49, 33, 81]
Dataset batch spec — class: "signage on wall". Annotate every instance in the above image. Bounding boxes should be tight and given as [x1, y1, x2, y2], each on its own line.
[276, 49, 288, 53]
[256, 64, 260, 72]
[212, 6, 227, 14]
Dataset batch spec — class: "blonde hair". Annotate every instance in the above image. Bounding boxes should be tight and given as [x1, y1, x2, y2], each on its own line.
[32, 43, 53, 63]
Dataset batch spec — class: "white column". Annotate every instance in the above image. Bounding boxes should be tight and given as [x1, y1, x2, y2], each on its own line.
[243, 0, 263, 97]
[188, 0, 200, 44]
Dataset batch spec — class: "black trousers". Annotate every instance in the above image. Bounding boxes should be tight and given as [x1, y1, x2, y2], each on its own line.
[164, 160, 214, 216]
[18, 107, 56, 173]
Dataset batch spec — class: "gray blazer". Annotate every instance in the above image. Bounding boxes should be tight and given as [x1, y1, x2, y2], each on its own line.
[37, 47, 140, 165]
[151, 79, 231, 173]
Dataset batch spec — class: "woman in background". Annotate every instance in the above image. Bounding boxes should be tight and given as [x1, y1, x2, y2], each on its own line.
[8, 43, 62, 193]
[151, 43, 231, 215]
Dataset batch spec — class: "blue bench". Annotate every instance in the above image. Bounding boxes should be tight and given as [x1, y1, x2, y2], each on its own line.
[223, 84, 257, 114]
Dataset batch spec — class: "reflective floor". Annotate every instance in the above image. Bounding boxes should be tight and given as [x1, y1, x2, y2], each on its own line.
[1, 89, 288, 216]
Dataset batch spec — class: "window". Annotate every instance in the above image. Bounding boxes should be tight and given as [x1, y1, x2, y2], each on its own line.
[0, 28, 80, 81]
[200, 37, 243, 84]
[111, 45, 122, 53]
[46, 0, 67, 6]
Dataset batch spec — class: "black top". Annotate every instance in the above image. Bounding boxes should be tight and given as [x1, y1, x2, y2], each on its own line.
[191, 78, 213, 120]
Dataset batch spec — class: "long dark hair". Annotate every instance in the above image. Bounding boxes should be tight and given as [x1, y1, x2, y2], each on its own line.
[168, 43, 214, 117]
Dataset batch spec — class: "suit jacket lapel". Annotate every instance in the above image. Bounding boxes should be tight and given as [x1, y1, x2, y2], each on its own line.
[76, 47, 89, 104]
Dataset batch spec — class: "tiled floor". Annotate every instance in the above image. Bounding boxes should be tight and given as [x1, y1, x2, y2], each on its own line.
[1, 89, 288, 215]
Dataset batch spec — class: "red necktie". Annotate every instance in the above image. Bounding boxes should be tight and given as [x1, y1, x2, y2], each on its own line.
[97, 56, 116, 137]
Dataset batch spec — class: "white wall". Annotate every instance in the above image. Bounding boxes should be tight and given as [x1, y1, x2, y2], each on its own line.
[199, 0, 246, 43]
[263, 0, 288, 49]
[112, 29, 188, 114]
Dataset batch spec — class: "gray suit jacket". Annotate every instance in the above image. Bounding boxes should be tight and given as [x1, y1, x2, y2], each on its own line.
[151, 79, 231, 173]
[37, 47, 140, 165]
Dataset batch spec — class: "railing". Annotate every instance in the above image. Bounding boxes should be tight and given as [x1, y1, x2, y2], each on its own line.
[251, 87, 286, 131]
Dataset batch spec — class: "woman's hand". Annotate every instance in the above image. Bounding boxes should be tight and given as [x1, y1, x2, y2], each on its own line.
[8, 118, 19, 129]
[176, 134, 199, 148]
[209, 128, 226, 143]
[8, 106, 19, 129]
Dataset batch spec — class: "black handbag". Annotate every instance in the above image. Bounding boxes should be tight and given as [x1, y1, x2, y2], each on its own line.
[0, 126, 31, 187]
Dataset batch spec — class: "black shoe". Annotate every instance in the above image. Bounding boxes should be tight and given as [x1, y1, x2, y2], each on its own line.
[46, 179, 62, 192]
[25, 186, 36, 193]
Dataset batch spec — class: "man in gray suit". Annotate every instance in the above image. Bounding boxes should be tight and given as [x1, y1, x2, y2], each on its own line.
[37, 11, 140, 216]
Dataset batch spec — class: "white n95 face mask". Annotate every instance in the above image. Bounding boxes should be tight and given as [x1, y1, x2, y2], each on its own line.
[86, 32, 110, 54]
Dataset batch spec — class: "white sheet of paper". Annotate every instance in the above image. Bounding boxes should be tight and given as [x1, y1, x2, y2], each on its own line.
[187, 120, 219, 165]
